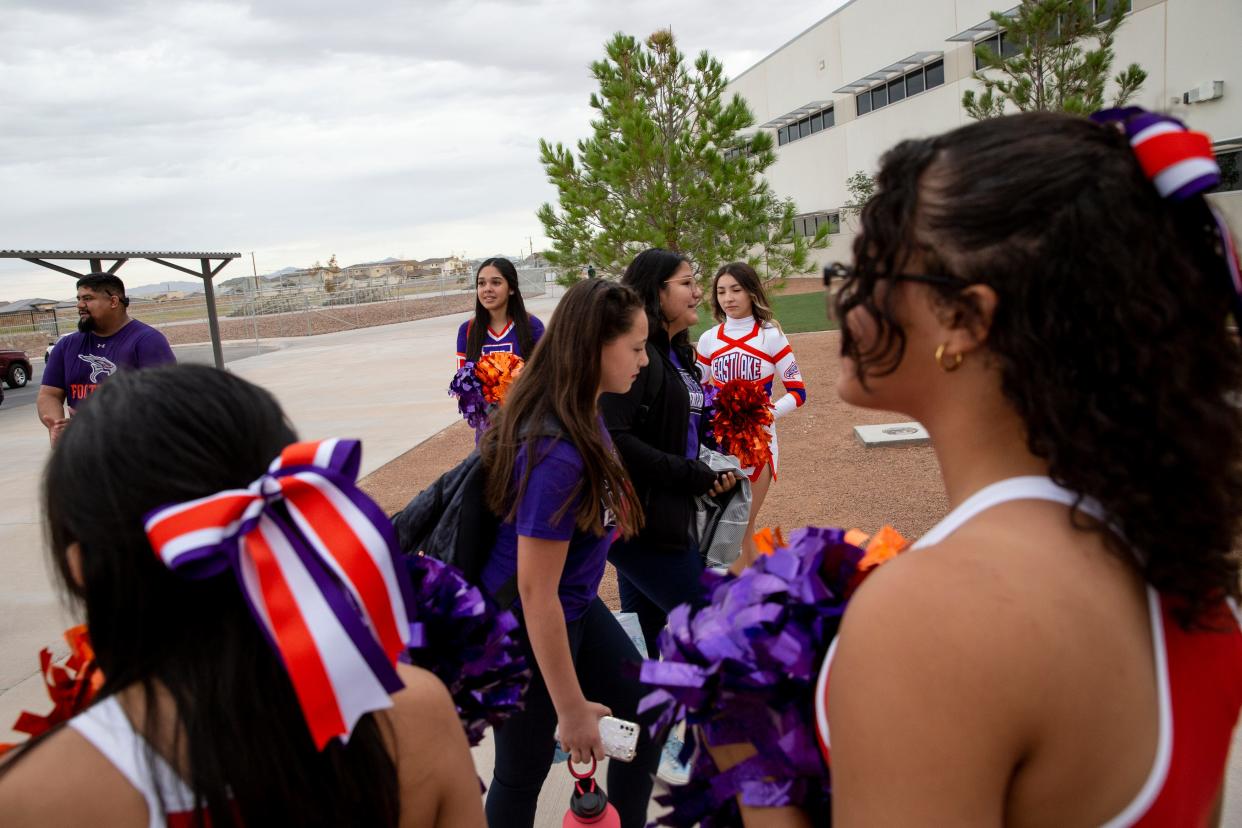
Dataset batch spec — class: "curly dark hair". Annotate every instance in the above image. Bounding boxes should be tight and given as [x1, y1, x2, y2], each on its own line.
[836, 111, 1242, 628]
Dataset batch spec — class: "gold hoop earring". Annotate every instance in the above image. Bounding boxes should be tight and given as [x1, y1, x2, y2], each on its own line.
[935, 343, 963, 373]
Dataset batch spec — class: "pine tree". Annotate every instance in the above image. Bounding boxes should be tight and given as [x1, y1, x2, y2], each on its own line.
[537, 30, 827, 284]
[963, 0, 1147, 119]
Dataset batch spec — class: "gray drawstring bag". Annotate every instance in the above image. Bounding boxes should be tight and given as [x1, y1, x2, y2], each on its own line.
[694, 446, 752, 568]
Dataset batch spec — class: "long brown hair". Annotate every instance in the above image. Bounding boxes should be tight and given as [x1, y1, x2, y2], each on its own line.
[481, 279, 645, 539]
[467, 257, 535, 361]
[711, 261, 774, 325]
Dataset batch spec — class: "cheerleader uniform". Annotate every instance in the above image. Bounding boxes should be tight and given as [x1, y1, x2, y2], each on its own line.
[455, 315, 545, 369]
[696, 316, 807, 481]
[814, 477, 1242, 827]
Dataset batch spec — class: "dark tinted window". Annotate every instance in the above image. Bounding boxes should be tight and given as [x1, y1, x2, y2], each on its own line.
[1212, 150, 1241, 192]
[823, 107, 835, 128]
[925, 60, 945, 88]
[906, 68, 925, 95]
[888, 78, 906, 103]
[778, 127, 788, 146]
[799, 118, 811, 138]
[810, 113, 822, 133]
[1001, 31, 1022, 57]
[871, 84, 888, 108]
[857, 91, 872, 115]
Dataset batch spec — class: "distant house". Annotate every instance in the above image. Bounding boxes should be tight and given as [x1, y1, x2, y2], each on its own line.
[0, 297, 68, 336]
[0, 297, 61, 316]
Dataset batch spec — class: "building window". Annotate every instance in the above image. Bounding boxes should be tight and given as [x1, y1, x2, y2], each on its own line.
[974, 31, 1022, 70]
[774, 105, 836, 148]
[1212, 149, 1241, 193]
[1093, 0, 1132, 22]
[888, 77, 906, 104]
[856, 59, 943, 117]
[906, 69, 925, 96]
[796, 211, 842, 237]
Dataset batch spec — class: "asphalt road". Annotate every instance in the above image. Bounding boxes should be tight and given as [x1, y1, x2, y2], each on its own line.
[0, 342, 279, 413]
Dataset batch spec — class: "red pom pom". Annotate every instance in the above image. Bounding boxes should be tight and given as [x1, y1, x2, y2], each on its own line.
[711, 379, 774, 469]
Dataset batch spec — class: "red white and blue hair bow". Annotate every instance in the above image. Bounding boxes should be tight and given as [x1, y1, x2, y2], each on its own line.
[144, 438, 414, 749]
[1093, 107, 1242, 321]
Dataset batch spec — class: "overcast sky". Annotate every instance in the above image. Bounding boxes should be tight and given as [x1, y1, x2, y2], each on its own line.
[0, 0, 851, 301]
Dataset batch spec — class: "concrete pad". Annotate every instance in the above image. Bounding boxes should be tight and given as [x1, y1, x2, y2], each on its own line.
[853, 421, 930, 447]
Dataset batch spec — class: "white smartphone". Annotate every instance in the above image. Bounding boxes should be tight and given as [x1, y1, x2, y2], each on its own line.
[598, 715, 639, 763]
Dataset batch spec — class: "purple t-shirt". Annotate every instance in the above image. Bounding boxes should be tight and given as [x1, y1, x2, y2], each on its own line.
[455, 315, 545, 368]
[669, 350, 704, 459]
[42, 319, 176, 410]
[481, 433, 616, 621]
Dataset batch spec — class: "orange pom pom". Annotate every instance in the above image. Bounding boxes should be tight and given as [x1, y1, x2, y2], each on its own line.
[475, 353, 525, 405]
[0, 625, 102, 755]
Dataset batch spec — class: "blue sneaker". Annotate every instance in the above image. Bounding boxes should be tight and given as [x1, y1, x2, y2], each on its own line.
[656, 727, 692, 786]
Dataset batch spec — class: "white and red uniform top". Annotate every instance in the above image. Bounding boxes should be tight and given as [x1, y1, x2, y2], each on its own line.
[696, 315, 806, 480]
[69, 695, 207, 828]
[814, 476, 1242, 827]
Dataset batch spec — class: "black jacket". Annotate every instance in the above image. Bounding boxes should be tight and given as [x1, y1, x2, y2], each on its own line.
[600, 338, 717, 552]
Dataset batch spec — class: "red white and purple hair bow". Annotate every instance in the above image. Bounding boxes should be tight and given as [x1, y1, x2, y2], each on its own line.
[144, 438, 414, 749]
[1092, 107, 1242, 321]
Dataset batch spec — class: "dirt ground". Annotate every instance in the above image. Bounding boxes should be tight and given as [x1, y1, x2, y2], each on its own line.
[359, 326, 950, 610]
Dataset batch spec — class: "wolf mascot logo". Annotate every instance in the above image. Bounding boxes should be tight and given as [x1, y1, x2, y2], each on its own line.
[78, 353, 118, 383]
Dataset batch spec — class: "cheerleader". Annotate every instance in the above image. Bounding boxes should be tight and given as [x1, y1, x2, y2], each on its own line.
[456, 257, 545, 369]
[696, 262, 806, 568]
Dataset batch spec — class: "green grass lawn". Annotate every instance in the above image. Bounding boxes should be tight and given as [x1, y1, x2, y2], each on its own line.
[689, 290, 836, 340]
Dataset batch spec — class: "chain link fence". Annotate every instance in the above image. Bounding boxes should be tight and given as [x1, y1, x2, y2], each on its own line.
[0, 268, 553, 354]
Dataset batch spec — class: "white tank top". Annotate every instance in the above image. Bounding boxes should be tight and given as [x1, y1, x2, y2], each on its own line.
[811, 476, 1185, 828]
[69, 696, 196, 828]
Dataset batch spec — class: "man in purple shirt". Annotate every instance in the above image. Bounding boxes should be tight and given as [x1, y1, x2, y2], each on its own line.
[37, 273, 176, 444]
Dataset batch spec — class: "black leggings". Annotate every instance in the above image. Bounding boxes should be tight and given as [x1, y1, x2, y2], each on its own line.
[485, 598, 661, 828]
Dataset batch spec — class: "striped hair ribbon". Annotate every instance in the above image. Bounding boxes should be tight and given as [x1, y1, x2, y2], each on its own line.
[144, 438, 414, 749]
[1092, 106, 1242, 322]
[1091, 107, 1220, 200]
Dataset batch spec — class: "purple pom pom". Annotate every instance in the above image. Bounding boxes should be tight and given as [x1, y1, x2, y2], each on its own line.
[639, 527, 863, 825]
[449, 362, 491, 433]
[701, 383, 720, 450]
[403, 555, 530, 747]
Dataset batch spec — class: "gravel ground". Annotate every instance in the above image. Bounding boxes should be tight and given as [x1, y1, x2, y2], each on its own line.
[359, 328, 950, 610]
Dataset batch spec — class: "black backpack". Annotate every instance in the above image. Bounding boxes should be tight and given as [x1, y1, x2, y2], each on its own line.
[392, 449, 516, 607]
[392, 419, 567, 608]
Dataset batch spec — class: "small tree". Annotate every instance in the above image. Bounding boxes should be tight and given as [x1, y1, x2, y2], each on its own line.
[963, 0, 1147, 119]
[537, 29, 827, 284]
[840, 170, 876, 232]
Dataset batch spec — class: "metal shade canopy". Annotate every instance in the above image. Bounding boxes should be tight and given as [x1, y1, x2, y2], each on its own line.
[0, 249, 240, 369]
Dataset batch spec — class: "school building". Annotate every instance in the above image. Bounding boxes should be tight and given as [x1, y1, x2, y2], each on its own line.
[725, 0, 1242, 263]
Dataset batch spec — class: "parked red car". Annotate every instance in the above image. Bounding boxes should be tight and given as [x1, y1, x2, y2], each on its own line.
[1, 348, 33, 389]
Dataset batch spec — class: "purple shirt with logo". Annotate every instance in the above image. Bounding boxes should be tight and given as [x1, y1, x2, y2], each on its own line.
[42, 319, 176, 409]
[482, 433, 615, 621]
[669, 350, 704, 459]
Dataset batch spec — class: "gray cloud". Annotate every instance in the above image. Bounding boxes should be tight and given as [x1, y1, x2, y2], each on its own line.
[0, 0, 845, 299]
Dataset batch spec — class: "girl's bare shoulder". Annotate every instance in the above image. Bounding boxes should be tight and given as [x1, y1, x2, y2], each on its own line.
[0, 724, 147, 827]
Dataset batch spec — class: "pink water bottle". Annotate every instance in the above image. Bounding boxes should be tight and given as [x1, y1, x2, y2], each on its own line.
[562, 757, 620, 827]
